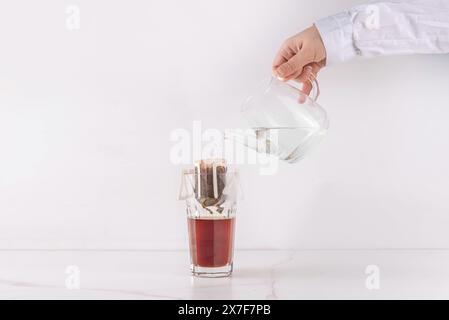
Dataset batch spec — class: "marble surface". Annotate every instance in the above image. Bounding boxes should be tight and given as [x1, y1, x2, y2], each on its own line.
[1, 249, 449, 299]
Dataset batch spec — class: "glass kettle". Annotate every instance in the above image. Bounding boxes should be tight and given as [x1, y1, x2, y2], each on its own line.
[226, 75, 329, 163]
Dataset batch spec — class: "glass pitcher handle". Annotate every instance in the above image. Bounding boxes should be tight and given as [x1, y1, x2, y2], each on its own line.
[307, 74, 320, 102]
[283, 69, 320, 102]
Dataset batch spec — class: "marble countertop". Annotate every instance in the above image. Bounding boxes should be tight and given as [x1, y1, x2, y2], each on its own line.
[1, 249, 449, 299]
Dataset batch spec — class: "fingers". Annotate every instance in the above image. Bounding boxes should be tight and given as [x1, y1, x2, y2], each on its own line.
[272, 25, 327, 81]
[272, 45, 295, 75]
[275, 53, 307, 80]
[272, 45, 293, 68]
[295, 63, 321, 90]
[274, 50, 310, 80]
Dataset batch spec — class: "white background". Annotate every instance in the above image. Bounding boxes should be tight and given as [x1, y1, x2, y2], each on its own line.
[0, 0, 448, 250]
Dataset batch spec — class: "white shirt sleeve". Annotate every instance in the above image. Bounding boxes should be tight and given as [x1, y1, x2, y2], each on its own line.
[314, 0, 449, 65]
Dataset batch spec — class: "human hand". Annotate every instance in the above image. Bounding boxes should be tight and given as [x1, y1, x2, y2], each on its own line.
[272, 25, 326, 97]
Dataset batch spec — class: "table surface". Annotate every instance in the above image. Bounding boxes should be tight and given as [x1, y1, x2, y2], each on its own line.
[1, 249, 449, 299]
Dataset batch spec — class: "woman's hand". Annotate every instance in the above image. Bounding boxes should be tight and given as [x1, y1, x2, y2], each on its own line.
[272, 25, 326, 96]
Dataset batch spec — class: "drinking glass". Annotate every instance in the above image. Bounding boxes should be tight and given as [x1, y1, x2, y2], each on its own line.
[179, 163, 240, 277]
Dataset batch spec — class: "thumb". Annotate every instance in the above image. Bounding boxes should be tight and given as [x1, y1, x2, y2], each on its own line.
[275, 51, 310, 80]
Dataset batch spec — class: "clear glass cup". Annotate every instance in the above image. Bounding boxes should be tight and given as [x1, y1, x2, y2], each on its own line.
[226, 76, 329, 163]
[179, 162, 240, 277]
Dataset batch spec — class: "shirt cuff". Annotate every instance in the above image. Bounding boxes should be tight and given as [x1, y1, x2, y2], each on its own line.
[314, 12, 358, 65]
